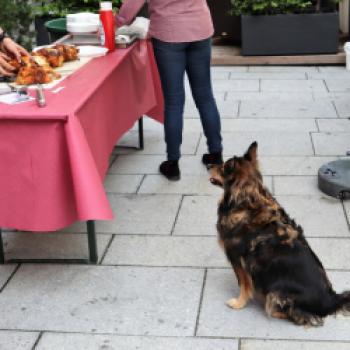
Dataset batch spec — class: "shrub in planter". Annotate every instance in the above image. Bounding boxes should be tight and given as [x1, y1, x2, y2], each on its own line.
[0, 0, 34, 50]
[231, 0, 342, 56]
[34, 0, 123, 17]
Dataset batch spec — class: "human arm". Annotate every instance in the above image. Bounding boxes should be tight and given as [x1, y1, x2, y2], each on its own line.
[116, 0, 146, 27]
[0, 27, 28, 64]
[0, 51, 15, 76]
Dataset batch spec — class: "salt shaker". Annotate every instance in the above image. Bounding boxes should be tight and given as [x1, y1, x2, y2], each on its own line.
[36, 84, 46, 107]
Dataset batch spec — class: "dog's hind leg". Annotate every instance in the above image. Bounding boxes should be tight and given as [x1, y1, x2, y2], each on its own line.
[227, 266, 253, 309]
[265, 292, 289, 320]
[289, 308, 324, 327]
[265, 292, 324, 326]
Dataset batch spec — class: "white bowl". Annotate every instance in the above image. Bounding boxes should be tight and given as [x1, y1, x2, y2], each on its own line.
[67, 13, 99, 24]
[67, 23, 99, 34]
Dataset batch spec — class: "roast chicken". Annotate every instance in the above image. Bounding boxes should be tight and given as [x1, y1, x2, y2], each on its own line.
[9, 44, 79, 85]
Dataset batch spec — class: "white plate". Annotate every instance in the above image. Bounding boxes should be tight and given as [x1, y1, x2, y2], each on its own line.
[78, 46, 108, 57]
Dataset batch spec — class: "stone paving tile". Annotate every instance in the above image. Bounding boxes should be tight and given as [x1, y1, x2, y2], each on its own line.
[307, 71, 350, 80]
[37, 333, 238, 350]
[109, 155, 164, 175]
[185, 90, 226, 102]
[226, 92, 314, 101]
[313, 92, 350, 101]
[103, 235, 229, 267]
[139, 175, 272, 195]
[210, 71, 230, 80]
[276, 195, 349, 238]
[0, 331, 39, 350]
[184, 100, 239, 118]
[261, 80, 327, 93]
[3, 232, 111, 262]
[138, 175, 219, 195]
[308, 238, 350, 270]
[211, 80, 260, 92]
[184, 118, 317, 133]
[104, 175, 143, 194]
[109, 155, 208, 176]
[274, 176, 319, 196]
[116, 130, 200, 156]
[318, 66, 347, 72]
[212, 66, 248, 72]
[259, 156, 337, 176]
[197, 132, 314, 157]
[312, 132, 350, 156]
[249, 66, 318, 72]
[325, 79, 350, 92]
[241, 339, 350, 350]
[0, 265, 17, 289]
[230, 72, 307, 80]
[239, 100, 337, 119]
[173, 196, 219, 236]
[0, 265, 204, 336]
[197, 269, 350, 340]
[63, 194, 182, 235]
[333, 99, 350, 117]
[317, 119, 350, 132]
[218, 119, 317, 132]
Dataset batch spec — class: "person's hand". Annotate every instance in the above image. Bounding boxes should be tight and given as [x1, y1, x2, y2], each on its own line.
[0, 51, 15, 76]
[1, 37, 29, 62]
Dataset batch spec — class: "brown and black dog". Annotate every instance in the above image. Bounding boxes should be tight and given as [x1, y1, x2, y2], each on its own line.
[210, 142, 350, 326]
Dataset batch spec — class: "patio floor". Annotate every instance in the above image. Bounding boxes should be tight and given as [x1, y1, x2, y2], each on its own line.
[1, 65, 350, 349]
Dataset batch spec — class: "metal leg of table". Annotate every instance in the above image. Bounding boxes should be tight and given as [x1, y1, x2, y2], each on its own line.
[0, 222, 98, 265]
[115, 116, 145, 151]
[138, 117, 144, 150]
[87, 220, 98, 264]
[0, 228, 4, 264]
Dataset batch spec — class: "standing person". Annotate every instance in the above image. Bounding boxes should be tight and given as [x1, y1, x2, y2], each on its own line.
[0, 27, 29, 76]
[116, 0, 223, 181]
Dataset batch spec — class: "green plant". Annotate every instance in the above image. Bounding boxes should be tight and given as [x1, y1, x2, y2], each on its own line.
[230, 0, 341, 16]
[34, 0, 123, 17]
[0, 0, 34, 50]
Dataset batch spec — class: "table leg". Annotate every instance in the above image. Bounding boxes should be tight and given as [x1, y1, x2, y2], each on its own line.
[87, 220, 98, 264]
[138, 117, 144, 150]
[0, 228, 4, 264]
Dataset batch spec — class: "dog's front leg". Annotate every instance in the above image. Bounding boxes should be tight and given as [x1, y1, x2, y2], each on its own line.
[227, 266, 253, 309]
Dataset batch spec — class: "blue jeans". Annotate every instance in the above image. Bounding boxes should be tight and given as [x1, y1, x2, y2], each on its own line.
[152, 38, 223, 161]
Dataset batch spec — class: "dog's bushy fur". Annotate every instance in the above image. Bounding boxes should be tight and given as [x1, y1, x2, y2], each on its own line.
[210, 142, 350, 326]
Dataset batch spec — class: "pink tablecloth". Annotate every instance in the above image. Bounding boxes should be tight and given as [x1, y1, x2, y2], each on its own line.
[0, 40, 164, 231]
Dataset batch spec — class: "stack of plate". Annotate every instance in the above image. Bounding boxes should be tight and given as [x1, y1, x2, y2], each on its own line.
[66, 13, 100, 34]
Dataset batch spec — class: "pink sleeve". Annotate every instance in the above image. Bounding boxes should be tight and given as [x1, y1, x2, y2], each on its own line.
[116, 0, 146, 27]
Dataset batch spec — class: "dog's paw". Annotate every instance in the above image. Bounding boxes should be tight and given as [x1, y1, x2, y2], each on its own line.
[226, 298, 245, 309]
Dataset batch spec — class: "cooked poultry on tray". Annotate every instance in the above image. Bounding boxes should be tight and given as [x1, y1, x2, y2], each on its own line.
[10, 44, 79, 85]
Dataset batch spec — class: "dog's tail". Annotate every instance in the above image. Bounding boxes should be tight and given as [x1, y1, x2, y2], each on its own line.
[335, 291, 350, 315]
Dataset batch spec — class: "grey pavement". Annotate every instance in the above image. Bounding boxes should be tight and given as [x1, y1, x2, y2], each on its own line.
[1, 65, 350, 349]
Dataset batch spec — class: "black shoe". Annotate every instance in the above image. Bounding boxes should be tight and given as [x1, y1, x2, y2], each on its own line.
[202, 152, 223, 168]
[159, 160, 180, 181]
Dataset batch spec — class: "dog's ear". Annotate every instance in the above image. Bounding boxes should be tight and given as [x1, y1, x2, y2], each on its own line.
[224, 157, 236, 175]
[244, 142, 258, 163]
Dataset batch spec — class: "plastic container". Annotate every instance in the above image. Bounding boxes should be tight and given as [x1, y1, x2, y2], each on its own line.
[44, 18, 67, 43]
[344, 42, 350, 71]
[67, 13, 99, 33]
[99, 2, 116, 52]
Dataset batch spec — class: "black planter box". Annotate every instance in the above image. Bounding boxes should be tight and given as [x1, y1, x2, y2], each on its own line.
[35, 16, 57, 46]
[242, 12, 339, 56]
